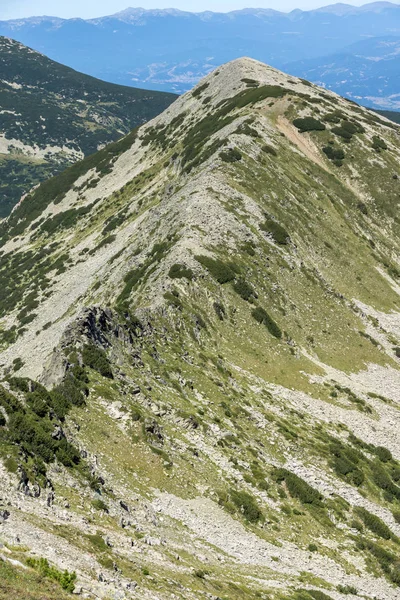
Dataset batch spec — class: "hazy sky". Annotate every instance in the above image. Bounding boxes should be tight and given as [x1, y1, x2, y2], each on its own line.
[0, 0, 393, 20]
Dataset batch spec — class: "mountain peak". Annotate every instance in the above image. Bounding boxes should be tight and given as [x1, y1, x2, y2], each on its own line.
[1, 56, 400, 600]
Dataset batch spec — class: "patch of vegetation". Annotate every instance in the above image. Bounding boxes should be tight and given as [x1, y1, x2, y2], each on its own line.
[164, 290, 182, 308]
[232, 279, 255, 302]
[192, 82, 210, 97]
[92, 498, 109, 512]
[0, 374, 86, 482]
[356, 537, 400, 584]
[293, 117, 326, 132]
[262, 144, 277, 157]
[82, 344, 113, 379]
[251, 307, 282, 339]
[297, 590, 334, 600]
[168, 263, 194, 280]
[218, 488, 263, 522]
[195, 255, 237, 284]
[353, 507, 393, 540]
[260, 217, 290, 245]
[102, 210, 127, 235]
[323, 111, 343, 124]
[322, 145, 345, 166]
[372, 136, 388, 152]
[39, 201, 99, 236]
[181, 85, 288, 171]
[220, 148, 242, 163]
[329, 439, 365, 487]
[213, 301, 226, 320]
[26, 558, 76, 593]
[0, 559, 74, 599]
[273, 468, 323, 506]
[241, 78, 259, 87]
[337, 585, 358, 595]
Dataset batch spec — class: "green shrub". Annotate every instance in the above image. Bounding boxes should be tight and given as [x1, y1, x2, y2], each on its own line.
[273, 468, 323, 506]
[220, 148, 242, 163]
[329, 441, 365, 487]
[354, 506, 392, 540]
[322, 146, 345, 163]
[7, 377, 30, 393]
[12, 357, 24, 372]
[164, 290, 182, 308]
[237, 122, 260, 138]
[195, 255, 236, 284]
[102, 211, 126, 234]
[26, 557, 76, 593]
[323, 112, 342, 124]
[232, 279, 255, 301]
[391, 562, 400, 585]
[241, 241, 256, 256]
[337, 585, 358, 595]
[340, 120, 364, 135]
[300, 590, 333, 600]
[230, 489, 263, 522]
[372, 136, 388, 152]
[393, 510, 400, 525]
[213, 301, 226, 320]
[86, 532, 108, 551]
[260, 217, 290, 245]
[168, 263, 194, 280]
[293, 117, 326, 132]
[357, 202, 368, 215]
[82, 344, 113, 379]
[192, 82, 209, 97]
[92, 498, 109, 512]
[241, 78, 259, 87]
[194, 569, 206, 578]
[331, 126, 352, 141]
[375, 446, 392, 462]
[251, 307, 282, 339]
[357, 537, 396, 575]
[117, 266, 146, 308]
[262, 144, 277, 156]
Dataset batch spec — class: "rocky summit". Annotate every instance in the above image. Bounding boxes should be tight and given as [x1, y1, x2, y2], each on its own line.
[1, 57, 400, 600]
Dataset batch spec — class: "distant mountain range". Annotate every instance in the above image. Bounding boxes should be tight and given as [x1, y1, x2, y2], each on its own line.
[0, 2, 399, 108]
[287, 35, 400, 109]
[0, 37, 175, 217]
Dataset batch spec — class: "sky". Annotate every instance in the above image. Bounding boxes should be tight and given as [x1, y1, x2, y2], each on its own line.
[0, 0, 393, 20]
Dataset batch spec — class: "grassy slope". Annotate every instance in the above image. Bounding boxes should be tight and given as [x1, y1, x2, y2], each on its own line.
[1, 62, 400, 598]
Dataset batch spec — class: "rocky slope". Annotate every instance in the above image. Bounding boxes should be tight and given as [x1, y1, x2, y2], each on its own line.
[0, 37, 175, 217]
[1, 57, 400, 600]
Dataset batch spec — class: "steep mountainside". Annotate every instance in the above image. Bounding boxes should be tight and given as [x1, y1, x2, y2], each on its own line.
[0, 37, 175, 217]
[1, 58, 400, 600]
[0, 3, 399, 95]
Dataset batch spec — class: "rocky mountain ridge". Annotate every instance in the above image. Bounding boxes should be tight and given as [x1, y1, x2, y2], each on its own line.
[0, 57, 400, 600]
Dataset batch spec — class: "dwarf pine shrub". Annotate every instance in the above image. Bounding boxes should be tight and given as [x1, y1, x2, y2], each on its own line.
[354, 506, 392, 540]
[293, 117, 326, 132]
[252, 307, 282, 339]
[195, 255, 236, 284]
